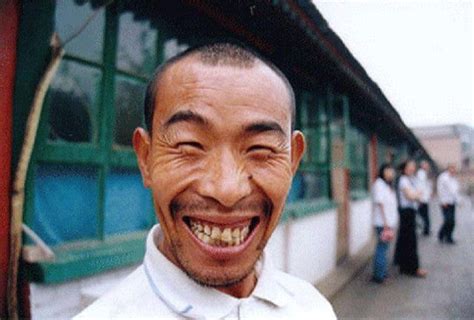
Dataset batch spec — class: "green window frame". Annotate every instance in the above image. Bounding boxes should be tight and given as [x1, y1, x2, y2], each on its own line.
[348, 126, 369, 198]
[285, 90, 334, 219]
[19, 2, 193, 283]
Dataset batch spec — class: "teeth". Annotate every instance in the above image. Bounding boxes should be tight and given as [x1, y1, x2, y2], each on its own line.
[232, 228, 240, 238]
[221, 228, 232, 242]
[211, 226, 221, 240]
[241, 226, 249, 238]
[189, 220, 252, 247]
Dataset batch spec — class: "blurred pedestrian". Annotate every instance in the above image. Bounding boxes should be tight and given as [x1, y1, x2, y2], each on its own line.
[416, 160, 432, 236]
[371, 164, 398, 284]
[394, 159, 428, 277]
[437, 164, 460, 244]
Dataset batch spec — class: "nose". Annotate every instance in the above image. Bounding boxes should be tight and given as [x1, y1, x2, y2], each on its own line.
[197, 147, 252, 208]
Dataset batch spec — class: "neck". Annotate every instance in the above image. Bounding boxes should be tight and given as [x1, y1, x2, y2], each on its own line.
[157, 233, 258, 299]
[215, 270, 257, 298]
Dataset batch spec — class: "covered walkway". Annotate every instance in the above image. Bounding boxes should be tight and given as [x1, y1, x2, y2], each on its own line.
[332, 197, 474, 319]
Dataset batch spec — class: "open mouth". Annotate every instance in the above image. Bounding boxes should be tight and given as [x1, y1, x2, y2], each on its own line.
[183, 217, 260, 247]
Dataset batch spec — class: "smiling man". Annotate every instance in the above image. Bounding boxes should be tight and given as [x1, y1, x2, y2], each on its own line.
[76, 42, 336, 319]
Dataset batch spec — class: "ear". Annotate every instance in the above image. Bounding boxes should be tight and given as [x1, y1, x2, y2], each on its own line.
[133, 128, 152, 187]
[290, 130, 306, 175]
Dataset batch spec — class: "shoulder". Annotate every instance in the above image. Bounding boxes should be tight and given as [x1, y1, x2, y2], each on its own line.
[373, 178, 383, 188]
[399, 176, 409, 186]
[417, 170, 426, 179]
[74, 266, 173, 319]
[273, 270, 336, 318]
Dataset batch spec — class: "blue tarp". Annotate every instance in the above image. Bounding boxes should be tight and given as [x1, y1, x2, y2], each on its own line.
[33, 165, 154, 246]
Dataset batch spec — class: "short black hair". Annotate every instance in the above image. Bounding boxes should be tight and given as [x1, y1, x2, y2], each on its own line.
[143, 41, 296, 134]
[398, 158, 415, 174]
[378, 163, 394, 184]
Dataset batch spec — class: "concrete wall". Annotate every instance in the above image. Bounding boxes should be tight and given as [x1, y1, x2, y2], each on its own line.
[348, 199, 372, 256]
[288, 210, 338, 283]
[30, 266, 136, 320]
[419, 137, 462, 169]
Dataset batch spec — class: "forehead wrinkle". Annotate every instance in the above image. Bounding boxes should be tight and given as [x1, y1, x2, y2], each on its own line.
[156, 59, 292, 135]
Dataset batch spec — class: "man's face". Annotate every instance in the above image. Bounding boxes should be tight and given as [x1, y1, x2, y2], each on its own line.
[448, 165, 456, 175]
[134, 57, 305, 289]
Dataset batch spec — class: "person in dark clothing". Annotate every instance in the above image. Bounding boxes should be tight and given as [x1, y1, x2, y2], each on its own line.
[437, 164, 460, 244]
[394, 160, 428, 278]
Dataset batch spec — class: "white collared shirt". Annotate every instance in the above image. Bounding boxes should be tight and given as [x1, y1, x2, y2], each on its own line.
[416, 169, 432, 204]
[398, 175, 418, 210]
[372, 178, 398, 228]
[437, 171, 460, 205]
[75, 225, 336, 319]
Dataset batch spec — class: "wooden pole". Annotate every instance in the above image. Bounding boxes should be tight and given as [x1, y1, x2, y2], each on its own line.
[7, 33, 64, 320]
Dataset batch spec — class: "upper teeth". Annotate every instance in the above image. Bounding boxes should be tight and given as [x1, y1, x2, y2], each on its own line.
[190, 220, 250, 247]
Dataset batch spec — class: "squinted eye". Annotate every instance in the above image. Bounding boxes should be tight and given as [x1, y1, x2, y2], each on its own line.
[247, 145, 275, 159]
[176, 141, 204, 153]
[247, 145, 275, 152]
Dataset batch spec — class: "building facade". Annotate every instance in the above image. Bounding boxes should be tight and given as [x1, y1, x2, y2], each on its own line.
[1, 1, 433, 318]
[413, 124, 474, 171]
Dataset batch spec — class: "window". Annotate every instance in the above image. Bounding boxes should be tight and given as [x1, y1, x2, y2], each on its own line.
[348, 126, 369, 196]
[287, 91, 331, 204]
[24, 2, 191, 282]
[376, 139, 394, 167]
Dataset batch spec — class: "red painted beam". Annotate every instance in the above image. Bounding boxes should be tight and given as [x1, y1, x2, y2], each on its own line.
[0, 0, 19, 317]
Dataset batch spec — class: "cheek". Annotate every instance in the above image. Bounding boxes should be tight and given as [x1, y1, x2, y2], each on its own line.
[147, 151, 204, 217]
[250, 158, 293, 206]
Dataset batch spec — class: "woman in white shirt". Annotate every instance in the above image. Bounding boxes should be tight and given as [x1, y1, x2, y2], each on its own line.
[394, 160, 428, 278]
[372, 164, 398, 283]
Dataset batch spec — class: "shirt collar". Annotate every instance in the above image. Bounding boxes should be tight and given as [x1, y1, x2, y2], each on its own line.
[143, 225, 292, 319]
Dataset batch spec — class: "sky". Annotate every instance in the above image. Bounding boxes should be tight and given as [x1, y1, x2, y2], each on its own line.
[314, 0, 473, 128]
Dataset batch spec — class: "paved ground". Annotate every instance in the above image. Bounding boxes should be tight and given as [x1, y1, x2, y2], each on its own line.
[332, 197, 474, 319]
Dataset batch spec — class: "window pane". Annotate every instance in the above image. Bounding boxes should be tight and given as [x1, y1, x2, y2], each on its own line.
[104, 169, 154, 236]
[117, 12, 157, 77]
[287, 170, 329, 202]
[163, 38, 189, 61]
[33, 165, 98, 245]
[301, 171, 329, 200]
[55, 2, 104, 62]
[350, 174, 367, 191]
[302, 129, 317, 165]
[318, 126, 328, 163]
[113, 77, 146, 147]
[48, 60, 101, 144]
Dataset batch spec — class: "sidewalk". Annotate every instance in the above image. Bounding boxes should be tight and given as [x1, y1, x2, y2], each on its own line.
[331, 197, 474, 319]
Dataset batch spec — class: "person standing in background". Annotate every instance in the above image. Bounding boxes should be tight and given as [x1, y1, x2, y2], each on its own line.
[416, 160, 432, 236]
[371, 164, 398, 284]
[394, 160, 428, 277]
[437, 164, 460, 244]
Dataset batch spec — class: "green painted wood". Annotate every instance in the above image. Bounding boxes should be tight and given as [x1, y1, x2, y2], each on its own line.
[35, 144, 105, 164]
[110, 150, 138, 168]
[12, 0, 55, 171]
[284, 198, 337, 221]
[27, 231, 147, 283]
[350, 190, 370, 201]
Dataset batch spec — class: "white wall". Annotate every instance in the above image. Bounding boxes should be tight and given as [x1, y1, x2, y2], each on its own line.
[348, 198, 373, 256]
[30, 266, 136, 320]
[265, 223, 286, 271]
[267, 209, 338, 284]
